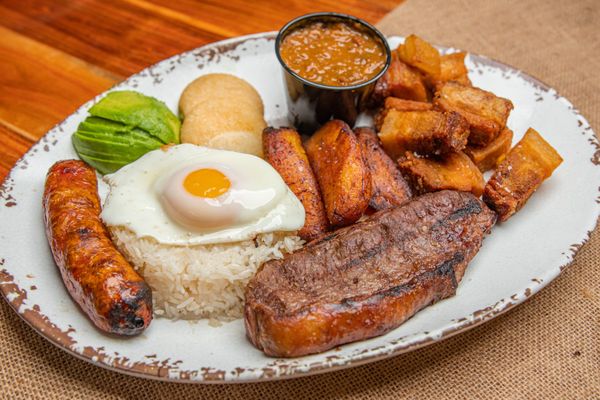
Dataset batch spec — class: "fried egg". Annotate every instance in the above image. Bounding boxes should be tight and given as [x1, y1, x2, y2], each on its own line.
[100, 144, 305, 245]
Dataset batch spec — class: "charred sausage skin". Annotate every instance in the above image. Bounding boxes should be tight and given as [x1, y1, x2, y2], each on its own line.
[43, 160, 152, 335]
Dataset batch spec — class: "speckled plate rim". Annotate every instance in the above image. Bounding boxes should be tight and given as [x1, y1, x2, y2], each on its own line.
[1, 31, 599, 384]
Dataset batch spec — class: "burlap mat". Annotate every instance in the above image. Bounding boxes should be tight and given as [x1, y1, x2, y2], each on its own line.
[1, 0, 598, 398]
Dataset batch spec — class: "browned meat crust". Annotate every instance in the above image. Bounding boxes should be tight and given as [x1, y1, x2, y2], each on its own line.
[355, 127, 412, 211]
[245, 190, 496, 357]
[433, 82, 513, 146]
[398, 151, 485, 197]
[426, 52, 472, 91]
[369, 55, 428, 107]
[464, 127, 513, 172]
[43, 160, 152, 335]
[374, 97, 433, 131]
[378, 109, 470, 158]
[483, 128, 562, 221]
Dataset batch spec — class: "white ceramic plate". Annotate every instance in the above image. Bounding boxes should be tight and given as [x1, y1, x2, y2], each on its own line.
[1, 32, 598, 383]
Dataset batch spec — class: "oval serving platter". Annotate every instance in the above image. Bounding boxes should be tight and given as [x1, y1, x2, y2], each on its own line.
[1, 32, 599, 383]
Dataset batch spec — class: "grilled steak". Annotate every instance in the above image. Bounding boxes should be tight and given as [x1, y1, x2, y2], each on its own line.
[244, 190, 496, 357]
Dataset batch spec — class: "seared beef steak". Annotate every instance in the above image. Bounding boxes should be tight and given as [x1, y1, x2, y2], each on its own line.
[244, 190, 496, 357]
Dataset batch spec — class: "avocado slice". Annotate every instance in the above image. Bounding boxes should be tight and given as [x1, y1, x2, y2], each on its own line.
[75, 153, 131, 176]
[76, 117, 164, 146]
[89, 91, 180, 144]
[73, 117, 166, 174]
[72, 91, 181, 174]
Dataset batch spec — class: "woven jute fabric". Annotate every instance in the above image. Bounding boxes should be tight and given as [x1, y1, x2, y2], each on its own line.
[1, 0, 598, 398]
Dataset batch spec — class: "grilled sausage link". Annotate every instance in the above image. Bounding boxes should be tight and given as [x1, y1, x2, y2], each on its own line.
[43, 160, 152, 335]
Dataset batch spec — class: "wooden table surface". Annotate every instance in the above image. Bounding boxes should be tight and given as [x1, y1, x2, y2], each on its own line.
[0, 0, 400, 182]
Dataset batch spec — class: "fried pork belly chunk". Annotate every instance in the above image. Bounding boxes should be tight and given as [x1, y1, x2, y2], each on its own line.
[397, 34, 441, 80]
[305, 120, 371, 227]
[378, 109, 470, 158]
[483, 128, 562, 221]
[369, 55, 428, 106]
[263, 127, 329, 241]
[355, 127, 412, 211]
[434, 82, 513, 146]
[427, 52, 472, 90]
[398, 151, 485, 197]
[374, 97, 433, 131]
[383, 97, 433, 112]
[464, 127, 513, 172]
[244, 190, 496, 357]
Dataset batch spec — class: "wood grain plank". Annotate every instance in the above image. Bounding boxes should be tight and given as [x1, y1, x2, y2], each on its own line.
[135, 0, 400, 35]
[0, 0, 226, 76]
[0, 124, 34, 182]
[0, 0, 402, 177]
[122, 0, 241, 38]
[0, 26, 118, 139]
[0, 0, 400, 77]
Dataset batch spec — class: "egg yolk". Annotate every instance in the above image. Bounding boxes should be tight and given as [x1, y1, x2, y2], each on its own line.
[183, 168, 230, 198]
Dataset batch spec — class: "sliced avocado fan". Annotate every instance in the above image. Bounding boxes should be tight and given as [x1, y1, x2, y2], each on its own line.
[89, 91, 180, 144]
[72, 91, 181, 175]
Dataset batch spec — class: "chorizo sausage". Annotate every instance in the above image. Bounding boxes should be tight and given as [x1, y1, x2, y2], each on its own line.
[43, 160, 152, 335]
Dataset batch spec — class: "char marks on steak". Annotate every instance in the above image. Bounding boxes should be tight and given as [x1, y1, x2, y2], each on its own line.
[244, 190, 496, 357]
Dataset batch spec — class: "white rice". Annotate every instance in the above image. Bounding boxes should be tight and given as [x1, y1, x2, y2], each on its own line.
[108, 227, 303, 320]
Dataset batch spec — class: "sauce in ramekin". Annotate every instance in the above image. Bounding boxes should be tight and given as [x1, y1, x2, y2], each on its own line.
[279, 21, 387, 87]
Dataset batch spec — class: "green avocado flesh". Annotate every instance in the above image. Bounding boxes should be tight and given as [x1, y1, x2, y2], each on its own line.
[72, 91, 181, 175]
[89, 91, 180, 144]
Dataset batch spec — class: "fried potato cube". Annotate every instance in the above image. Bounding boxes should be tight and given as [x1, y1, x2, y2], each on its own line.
[374, 98, 433, 131]
[434, 82, 513, 146]
[370, 55, 428, 106]
[355, 127, 413, 211]
[483, 128, 563, 222]
[305, 120, 372, 227]
[397, 34, 441, 80]
[378, 109, 470, 159]
[398, 151, 485, 197]
[263, 127, 329, 241]
[464, 127, 513, 172]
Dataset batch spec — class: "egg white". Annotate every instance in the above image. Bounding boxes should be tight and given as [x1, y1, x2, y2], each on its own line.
[100, 144, 305, 245]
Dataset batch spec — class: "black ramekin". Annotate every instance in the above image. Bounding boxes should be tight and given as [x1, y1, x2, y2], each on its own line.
[275, 12, 391, 134]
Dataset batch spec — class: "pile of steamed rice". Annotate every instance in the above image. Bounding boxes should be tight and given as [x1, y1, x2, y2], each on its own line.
[109, 227, 303, 320]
